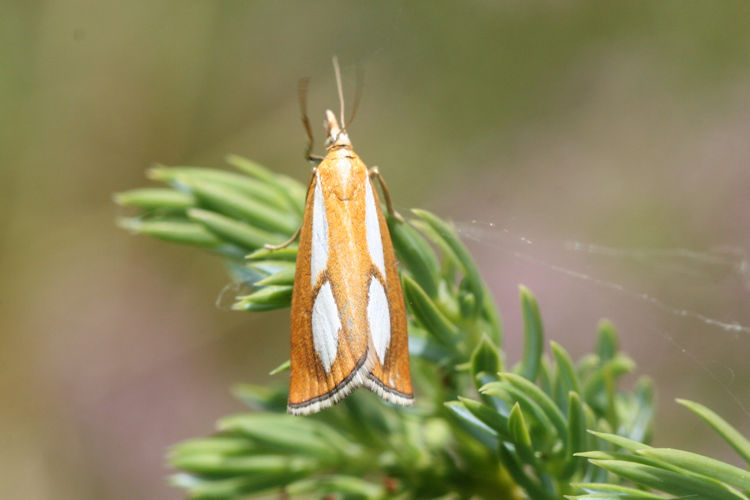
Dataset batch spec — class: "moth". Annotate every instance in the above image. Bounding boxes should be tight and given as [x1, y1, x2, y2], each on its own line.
[275, 60, 413, 415]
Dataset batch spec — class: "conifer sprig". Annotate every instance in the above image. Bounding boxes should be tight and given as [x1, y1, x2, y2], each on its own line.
[116, 158, 749, 499]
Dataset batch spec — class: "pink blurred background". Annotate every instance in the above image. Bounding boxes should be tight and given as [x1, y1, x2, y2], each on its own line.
[3, 2, 750, 498]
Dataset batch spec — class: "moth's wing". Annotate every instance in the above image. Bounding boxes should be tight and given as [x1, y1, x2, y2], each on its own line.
[288, 171, 371, 415]
[363, 178, 414, 405]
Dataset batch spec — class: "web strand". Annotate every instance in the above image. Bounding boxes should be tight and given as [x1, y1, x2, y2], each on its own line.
[459, 221, 750, 335]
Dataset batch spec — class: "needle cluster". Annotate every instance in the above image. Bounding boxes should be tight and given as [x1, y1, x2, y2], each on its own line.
[115, 157, 750, 500]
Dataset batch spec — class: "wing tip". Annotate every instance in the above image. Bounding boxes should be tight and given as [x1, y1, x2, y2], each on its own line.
[286, 351, 416, 415]
[287, 350, 375, 416]
[363, 374, 414, 407]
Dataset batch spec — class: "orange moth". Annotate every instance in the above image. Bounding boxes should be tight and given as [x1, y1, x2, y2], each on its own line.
[274, 59, 413, 415]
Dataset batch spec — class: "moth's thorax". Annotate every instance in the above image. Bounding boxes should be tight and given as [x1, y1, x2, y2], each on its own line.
[317, 148, 367, 201]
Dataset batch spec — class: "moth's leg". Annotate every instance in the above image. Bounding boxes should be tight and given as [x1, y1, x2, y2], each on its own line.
[264, 226, 301, 250]
[369, 166, 404, 223]
[264, 168, 316, 250]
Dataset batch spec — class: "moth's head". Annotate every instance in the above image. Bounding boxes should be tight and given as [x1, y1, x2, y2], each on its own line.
[324, 109, 352, 149]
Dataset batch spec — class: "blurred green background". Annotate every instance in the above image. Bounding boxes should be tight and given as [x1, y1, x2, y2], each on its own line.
[3, 1, 750, 498]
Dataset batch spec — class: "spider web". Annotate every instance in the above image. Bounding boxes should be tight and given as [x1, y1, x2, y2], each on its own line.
[456, 218, 750, 460]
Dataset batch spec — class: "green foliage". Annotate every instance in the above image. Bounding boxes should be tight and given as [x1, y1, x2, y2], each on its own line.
[569, 403, 750, 500]
[116, 158, 750, 499]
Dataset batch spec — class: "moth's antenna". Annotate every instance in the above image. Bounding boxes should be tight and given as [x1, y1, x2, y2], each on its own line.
[298, 77, 315, 161]
[347, 65, 364, 128]
[332, 56, 346, 129]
